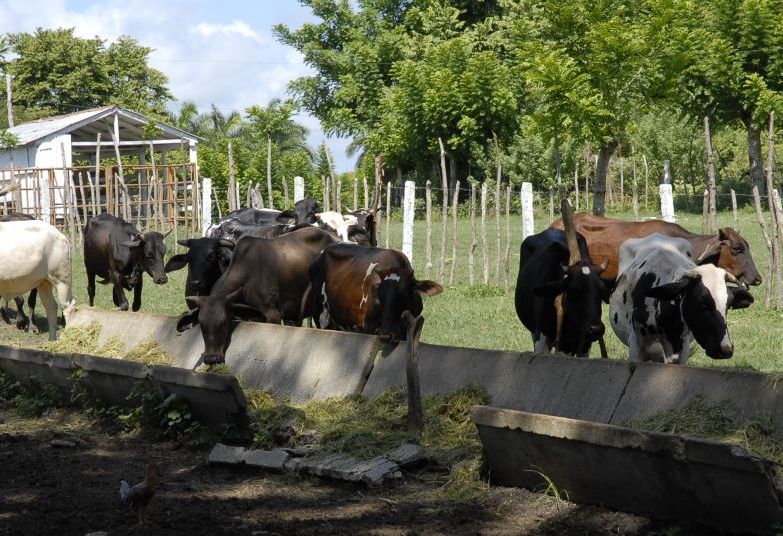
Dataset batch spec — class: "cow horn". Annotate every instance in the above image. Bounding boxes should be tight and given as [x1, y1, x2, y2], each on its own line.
[560, 198, 581, 265]
[725, 272, 739, 284]
[162, 229, 173, 238]
[218, 239, 235, 249]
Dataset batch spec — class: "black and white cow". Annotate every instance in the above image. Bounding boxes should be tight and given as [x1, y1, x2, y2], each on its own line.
[609, 234, 754, 364]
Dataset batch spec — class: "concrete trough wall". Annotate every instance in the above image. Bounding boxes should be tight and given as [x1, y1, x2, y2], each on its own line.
[473, 405, 783, 533]
[0, 345, 246, 429]
[69, 308, 383, 402]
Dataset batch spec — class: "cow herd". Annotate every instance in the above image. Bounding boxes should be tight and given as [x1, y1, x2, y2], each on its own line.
[0, 198, 764, 368]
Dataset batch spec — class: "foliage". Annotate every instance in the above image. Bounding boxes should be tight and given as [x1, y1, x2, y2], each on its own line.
[0, 370, 66, 417]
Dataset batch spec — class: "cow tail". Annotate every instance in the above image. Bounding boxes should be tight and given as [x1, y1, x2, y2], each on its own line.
[299, 283, 312, 326]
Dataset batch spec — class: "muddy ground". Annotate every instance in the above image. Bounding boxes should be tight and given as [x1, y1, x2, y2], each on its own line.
[0, 402, 726, 536]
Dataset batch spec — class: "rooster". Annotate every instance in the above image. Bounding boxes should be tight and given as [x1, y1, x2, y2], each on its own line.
[119, 463, 160, 524]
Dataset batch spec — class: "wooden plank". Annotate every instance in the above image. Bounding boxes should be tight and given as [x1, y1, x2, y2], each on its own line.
[448, 180, 460, 286]
[438, 138, 449, 283]
[469, 182, 477, 285]
[425, 180, 432, 279]
[481, 182, 489, 284]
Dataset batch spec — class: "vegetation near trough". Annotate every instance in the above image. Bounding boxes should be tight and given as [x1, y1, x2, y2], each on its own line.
[624, 396, 783, 465]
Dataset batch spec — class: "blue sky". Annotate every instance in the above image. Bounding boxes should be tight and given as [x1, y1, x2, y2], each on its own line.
[0, 0, 356, 171]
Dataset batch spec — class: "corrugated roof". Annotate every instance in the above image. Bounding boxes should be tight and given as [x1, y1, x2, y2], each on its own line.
[5, 105, 200, 146]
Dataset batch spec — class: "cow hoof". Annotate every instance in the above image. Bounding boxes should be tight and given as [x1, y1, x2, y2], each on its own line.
[26, 323, 39, 334]
[119, 304, 129, 312]
[0, 311, 10, 325]
[16, 319, 30, 332]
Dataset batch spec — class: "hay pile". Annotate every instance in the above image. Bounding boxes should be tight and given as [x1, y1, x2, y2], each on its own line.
[43, 323, 174, 367]
[624, 396, 783, 464]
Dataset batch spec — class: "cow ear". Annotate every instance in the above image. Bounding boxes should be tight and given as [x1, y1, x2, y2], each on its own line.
[718, 228, 730, 241]
[696, 238, 723, 264]
[176, 309, 199, 332]
[367, 271, 382, 288]
[165, 253, 189, 273]
[225, 287, 244, 303]
[415, 280, 443, 297]
[121, 233, 143, 248]
[185, 295, 208, 310]
[231, 303, 265, 322]
[645, 279, 690, 300]
[277, 210, 297, 222]
[601, 277, 615, 303]
[727, 287, 754, 310]
[177, 239, 190, 247]
[533, 279, 566, 298]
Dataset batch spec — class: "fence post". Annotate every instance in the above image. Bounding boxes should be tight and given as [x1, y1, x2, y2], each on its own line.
[282, 176, 290, 210]
[402, 180, 415, 262]
[40, 173, 50, 224]
[201, 177, 212, 237]
[481, 182, 489, 284]
[425, 180, 433, 278]
[353, 178, 358, 211]
[660, 183, 675, 223]
[731, 189, 738, 229]
[385, 181, 392, 249]
[363, 177, 369, 208]
[504, 184, 512, 291]
[294, 176, 305, 203]
[449, 180, 460, 285]
[469, 182, 477, 285]
[521, 182, 535, 239]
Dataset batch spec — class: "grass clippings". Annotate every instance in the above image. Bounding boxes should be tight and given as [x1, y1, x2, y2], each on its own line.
[624, 395, 783, 464]
[246, 385, 491, 500]
[42, 323, 174, 367]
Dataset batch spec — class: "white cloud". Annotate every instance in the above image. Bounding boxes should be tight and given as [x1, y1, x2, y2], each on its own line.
[191, 21, 265, 43]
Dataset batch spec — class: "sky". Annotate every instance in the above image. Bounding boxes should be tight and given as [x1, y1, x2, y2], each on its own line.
[0, 0, 356, 171]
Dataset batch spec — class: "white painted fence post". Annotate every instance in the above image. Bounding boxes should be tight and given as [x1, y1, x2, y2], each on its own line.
[402, 180, 415, 262]
[521, 182, 535, 239]
[660, 184, 675, 223]
[294, 176, 305, 203]
[40, 173, 50, 224]
[201, 177, 212, 236]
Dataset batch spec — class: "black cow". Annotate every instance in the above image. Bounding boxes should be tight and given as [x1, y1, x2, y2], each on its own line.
[208, 218, 298, 241]
[223, 207, 289, 225]
[0, 212, 38, 331]
[164, 238, 235, 297]
[309, 243, 443, 341]
[514, 228, 612, 357]
[84, 213, 170, 311]
[279, 198, 320, 225]
[349, 209, 378, 247]
[177, 227, 338, 364]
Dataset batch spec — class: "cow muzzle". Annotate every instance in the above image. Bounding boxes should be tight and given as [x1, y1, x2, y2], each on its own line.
[707, 342, 734, 360]
[154, 274, 168, 285]
[201, 352, 225, 366]
[587, 323, 605, 340]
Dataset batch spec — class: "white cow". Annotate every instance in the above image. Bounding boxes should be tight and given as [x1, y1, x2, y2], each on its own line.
[0, 220, 75, 340]
[315, 211, 360, 242]
[610, 233, 752, 364]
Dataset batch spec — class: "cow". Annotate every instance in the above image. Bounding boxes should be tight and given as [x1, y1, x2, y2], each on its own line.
[349, 209, 378, 247]
[176, 226, 338, 365]
[0, 212, 38, 331]
[308, 243, 443, 341]
[550, 213, 762, 287]
[0, 220, 75, 340]
[279, 198, 320, 225]
[83, 213, 171, 312]
[515, 228, 612, 357]
[208, 218, 296, 241]
[609, 234, 754, 364]
[164, 238, 235, 297]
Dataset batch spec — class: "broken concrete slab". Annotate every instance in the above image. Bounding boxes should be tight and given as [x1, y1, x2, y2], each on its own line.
[473, 405, 783, 534]
[207, 443, 246, 464]
[363, 343, 633, 423]
[610, 362, 783, 436]
[243, 449, 290, 472]
[286, 452, 403, 486]
[69, 308, 383, 402]
[383, 443, 425, 468]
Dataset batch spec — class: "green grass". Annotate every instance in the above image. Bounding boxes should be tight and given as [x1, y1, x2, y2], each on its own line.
[8, 205, 783, 373]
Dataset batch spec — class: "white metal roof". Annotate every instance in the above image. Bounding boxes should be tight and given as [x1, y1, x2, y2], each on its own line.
[5, 105, 201, 147]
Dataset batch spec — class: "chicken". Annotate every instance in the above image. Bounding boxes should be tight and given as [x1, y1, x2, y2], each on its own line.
[119, 463, 160, 524]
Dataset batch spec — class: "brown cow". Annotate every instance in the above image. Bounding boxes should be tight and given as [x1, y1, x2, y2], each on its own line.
[550, 213, 761, 286]
[308, 243, 443, 341]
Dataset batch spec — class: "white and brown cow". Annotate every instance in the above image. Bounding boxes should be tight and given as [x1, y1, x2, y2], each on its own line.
[0, 220, 75, 340]
[609, 234, 753, 364]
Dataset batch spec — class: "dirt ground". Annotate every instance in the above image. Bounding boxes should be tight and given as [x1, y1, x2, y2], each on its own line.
[0, 402, 728, 536]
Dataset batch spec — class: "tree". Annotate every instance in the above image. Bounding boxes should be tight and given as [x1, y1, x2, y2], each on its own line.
[666, 0, 783, 194]
[3, 28, 171, 120]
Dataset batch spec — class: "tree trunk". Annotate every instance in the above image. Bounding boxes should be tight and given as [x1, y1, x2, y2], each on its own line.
[744, 114, 766, 195]
[592, 139, 619, 216]
[267, 136, 273, 209]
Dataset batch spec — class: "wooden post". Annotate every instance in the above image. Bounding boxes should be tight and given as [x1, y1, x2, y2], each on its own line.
[660, 182, 675, 223]
[752, 185, 774, 308]
[574, 162, 580, 211]
[94, 133, 102, 214]
[702, 190, 709, 234]
[438, 138, 449, 283]
[294, 176, 305, 202]
[324, 142, 337, 210]
[549, 188, 554, 223]
[5, 74, 13, 127]
[108, 115, 130, 220]
[372, 156, 383, 246]
[201, 178, 212, 236]
[281, 176, 289, 210]
[619, 156, 624, 203]
[731, 189, 738, 229]
[353, 177, 358, 211]
[493, 134, 502, 284]
[402, 311, 425, 438]
[385, 181, 392, 248]
[86, 171, 97, 218]
[227, 141, 236, 212]
[246, 179, 252, 209]
[363, 177, 369, 208]
[267, 136, 274, 210]
[481, 181, 489, 284]
[323, 175, 330, 212]
[521, 182, 534, 239]
[402, 181, 415, 262]
[77, 171, 87, 224]
[632, 146, 639, 220]
[448, 180, 460, 286]
[469, 182, 477, 285]
[704, 116, 718, 234]
[59, 143, 77, 245]
[425, 180, 433, 278]
[148, 142, 160, 229]
[40, 172, 50, 224]
[336, 179, 342, 213]
[766, 112, 778, 247]
[504, 184, 512, 291]
[643, 154, 649, 209]
[772, 190, 783, 308]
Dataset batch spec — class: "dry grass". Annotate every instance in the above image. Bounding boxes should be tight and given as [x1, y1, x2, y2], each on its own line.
[624, 395, 783, 464]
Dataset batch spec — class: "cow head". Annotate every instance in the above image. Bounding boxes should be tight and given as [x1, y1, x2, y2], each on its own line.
[646, 266, 753, 360]
[164, 238, 234, 296]
[121, 229, 171, 285]
[533, 260, 612, 357]
[697, 228, 761, 287]
[176, 287, 264, 365]
[350, 209, 378, 247]
[364, 269, 443, 342]
[278, 198, 321, 226]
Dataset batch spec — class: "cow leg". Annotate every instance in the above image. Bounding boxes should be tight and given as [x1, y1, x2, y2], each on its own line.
[0, 299, 10, 324]
[37, 282, 58, 341]
[533, 333, 552, 353]
[628, 332, 643, 362]
[15, 295, 35, 333]
[87, 271, 96, 306]
[131, 278, 143, 312]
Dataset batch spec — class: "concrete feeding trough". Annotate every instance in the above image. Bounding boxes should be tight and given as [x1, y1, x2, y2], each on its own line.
[473, 405, 783, 534]
[0, 345, 246, 430]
